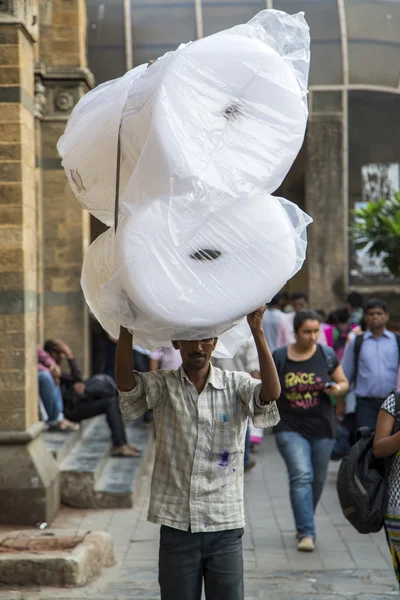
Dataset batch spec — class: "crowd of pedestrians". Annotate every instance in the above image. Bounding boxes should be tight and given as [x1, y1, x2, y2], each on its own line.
[260, 290, 400, 589]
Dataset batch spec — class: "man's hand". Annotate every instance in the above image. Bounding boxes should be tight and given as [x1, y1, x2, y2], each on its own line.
[73, 382, 86, 395]
[249, 306, 281, 404]
[247, 306, 266, 332]
[55, 339, 74, 360]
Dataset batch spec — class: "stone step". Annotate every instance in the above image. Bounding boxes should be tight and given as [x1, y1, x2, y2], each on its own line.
[43, 420, 90, 464]
[94, 427, 152, 509]
[59, 415, 153, 509]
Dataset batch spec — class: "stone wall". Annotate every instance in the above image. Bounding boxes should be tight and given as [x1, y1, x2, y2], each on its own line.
[0, 0, 92, 524]
[0, 23, 37, 431]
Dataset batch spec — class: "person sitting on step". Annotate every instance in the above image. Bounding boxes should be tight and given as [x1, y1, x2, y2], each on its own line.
[37, 345, 79, 432]
[44, 339, 141, 458]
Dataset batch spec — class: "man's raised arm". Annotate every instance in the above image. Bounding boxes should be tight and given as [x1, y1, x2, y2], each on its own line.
[115, 326, 136, 392]
[248, 306, 281, 405]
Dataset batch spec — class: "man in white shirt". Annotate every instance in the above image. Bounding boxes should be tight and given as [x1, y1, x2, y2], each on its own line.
[277, 291, 327, 347]
[262, 293, 285, 351]
[116, 307, 280, 600]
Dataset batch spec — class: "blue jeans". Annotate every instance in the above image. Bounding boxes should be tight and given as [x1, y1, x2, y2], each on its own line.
[275, 431, 335, 540]
[38, 370, 63, 424]
[356, 396, 384, 431]
[159, 525, 244, 600]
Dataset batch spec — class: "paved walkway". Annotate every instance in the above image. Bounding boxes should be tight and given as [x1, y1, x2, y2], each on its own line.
[0, 431, 397, 599]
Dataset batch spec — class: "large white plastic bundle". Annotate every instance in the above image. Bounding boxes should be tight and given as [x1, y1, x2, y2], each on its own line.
[58, 9, 312, 352]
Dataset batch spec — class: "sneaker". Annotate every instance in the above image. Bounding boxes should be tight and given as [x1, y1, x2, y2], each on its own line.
[297, 537, 315, 552]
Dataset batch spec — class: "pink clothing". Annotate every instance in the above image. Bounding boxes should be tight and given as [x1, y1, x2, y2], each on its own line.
[322, 324, 333, 346]
[277, 312, 327, 347]
[324, 323, 358, 361]
[149, 347, 182, 371]
[37, 345, 56, 373]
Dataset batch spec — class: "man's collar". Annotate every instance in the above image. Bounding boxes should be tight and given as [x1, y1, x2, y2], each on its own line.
[365, 328, 391, 339]
[179, 364, 226, 390]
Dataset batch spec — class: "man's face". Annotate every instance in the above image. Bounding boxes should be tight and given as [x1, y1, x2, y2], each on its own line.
[292, 297, 308, 313]
[173, 338, 218, 372]
[277, 297, 287, 311]
[365, 308, 388, 331]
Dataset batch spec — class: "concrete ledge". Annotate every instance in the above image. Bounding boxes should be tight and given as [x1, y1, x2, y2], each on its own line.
[0, 434, 60, 524]
[0, 422, 45, 445]
[0, 530, 115, 587]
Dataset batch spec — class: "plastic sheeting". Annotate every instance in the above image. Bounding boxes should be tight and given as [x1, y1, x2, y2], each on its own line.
[58, 9, 312, 353]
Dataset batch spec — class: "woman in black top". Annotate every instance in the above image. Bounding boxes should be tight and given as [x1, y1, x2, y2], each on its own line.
[273, 310, 349, 552]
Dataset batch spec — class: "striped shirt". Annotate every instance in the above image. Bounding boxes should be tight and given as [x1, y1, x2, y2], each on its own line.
[119, 365, 280, 533]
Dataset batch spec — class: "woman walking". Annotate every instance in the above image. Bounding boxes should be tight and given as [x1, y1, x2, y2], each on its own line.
[374, 395, 400, 588]
[273, 310, 349, 552]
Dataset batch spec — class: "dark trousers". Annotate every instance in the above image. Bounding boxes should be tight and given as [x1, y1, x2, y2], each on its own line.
[64, 395, 127, 447]
[356, 396, 386, 431]
[159, 525, 244, 600]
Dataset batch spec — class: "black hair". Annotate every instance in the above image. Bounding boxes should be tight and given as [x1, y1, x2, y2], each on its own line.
[365, 298, 388, 313]
[346, 291, 363, 309]
[326, 311, 338, 326]
[44, 340, 58, 354]
[293, 309, 321, 333]
[291, 291, 308, 302]
[315, 308, 327, 322]
[335, 306, 350, 324]
[269, 292, 286, 306]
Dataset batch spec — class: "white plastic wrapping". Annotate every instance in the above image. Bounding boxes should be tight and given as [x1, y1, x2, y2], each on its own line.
[58, 9, 312, 353]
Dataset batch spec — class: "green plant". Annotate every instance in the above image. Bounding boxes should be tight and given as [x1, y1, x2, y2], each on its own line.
[352, 192, 400, 278]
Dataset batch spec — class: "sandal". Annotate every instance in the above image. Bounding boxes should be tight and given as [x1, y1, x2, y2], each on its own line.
[111, 444, 142, 458]
[48, 420, 80, 432]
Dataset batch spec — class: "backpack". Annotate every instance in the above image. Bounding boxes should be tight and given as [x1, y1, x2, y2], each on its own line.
[353, 332, 400, 387]
[336, 392, 400, 534]
[273, 344, 337, 378]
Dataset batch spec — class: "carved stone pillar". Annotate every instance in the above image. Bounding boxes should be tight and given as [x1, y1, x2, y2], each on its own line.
[305, 113, 345, 310]
[37, 0, 94, 376]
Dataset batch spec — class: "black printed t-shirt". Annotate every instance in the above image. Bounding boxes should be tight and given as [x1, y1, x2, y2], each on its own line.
[273, 345, 339, 439]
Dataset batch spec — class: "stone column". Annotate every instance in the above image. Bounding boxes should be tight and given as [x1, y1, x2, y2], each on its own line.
[37, 0, 93, 375]
[0, 1, 60, 524]
[305, 104, 346, 311]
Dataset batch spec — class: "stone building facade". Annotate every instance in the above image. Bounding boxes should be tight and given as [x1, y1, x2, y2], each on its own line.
[0, 0, 92, 524]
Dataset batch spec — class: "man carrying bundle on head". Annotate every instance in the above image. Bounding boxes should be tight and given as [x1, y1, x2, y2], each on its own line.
[116, 306, 280, 600]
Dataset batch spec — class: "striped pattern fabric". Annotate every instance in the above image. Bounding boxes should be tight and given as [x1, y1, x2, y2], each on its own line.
[119, 365, 280, 533]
